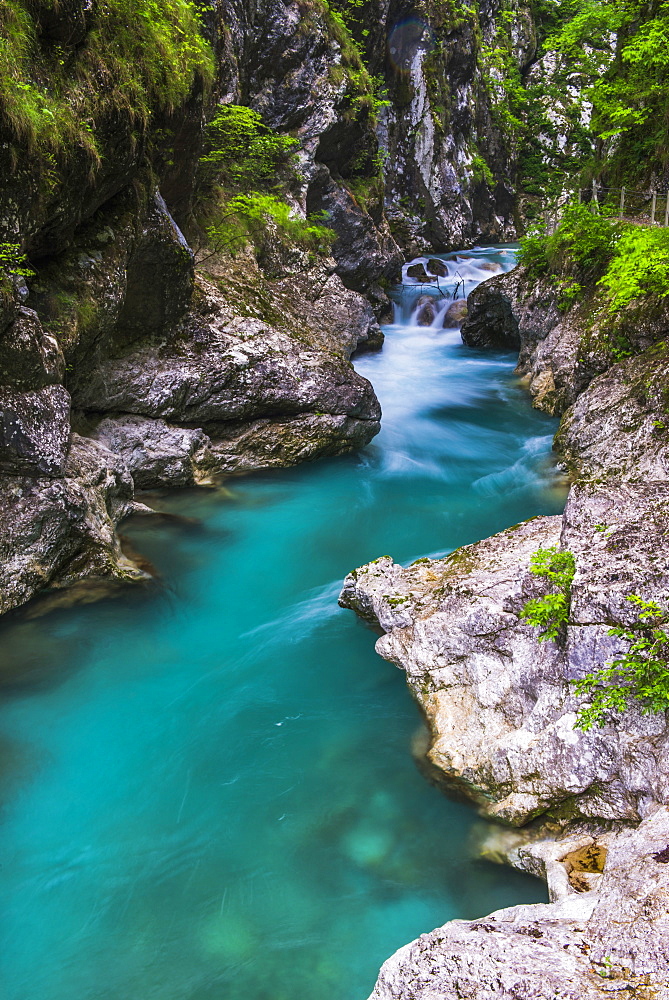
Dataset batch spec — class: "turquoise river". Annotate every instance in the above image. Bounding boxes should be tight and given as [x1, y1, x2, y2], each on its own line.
[0, 247, 568, 1000]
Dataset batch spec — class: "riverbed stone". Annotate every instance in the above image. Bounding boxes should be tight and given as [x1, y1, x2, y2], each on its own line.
[442, 299, 468, 327]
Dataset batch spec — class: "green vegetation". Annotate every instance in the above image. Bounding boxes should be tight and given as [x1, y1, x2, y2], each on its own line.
[545, 0, 669, 183]
[195, 102, 336, 262]
[598, 227, 669, 314]
[573, 596, 669, 730]
[0, 0, 213, 164]
[0, 241, 33, 277]
[200, 106, 299, 189]
[518, 204, 669, 316]
[521, 546, 669, 730]
[311, 0, 389, 121]
[518, 205, 623, 282]
[198, 194, 335, 263]
[520, 546, 576, 642]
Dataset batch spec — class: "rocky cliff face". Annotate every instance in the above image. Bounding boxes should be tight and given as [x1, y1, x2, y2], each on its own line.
[0, 0, 399, 614]
[1, 0, 580, 615]
[340, 256, 669, 994]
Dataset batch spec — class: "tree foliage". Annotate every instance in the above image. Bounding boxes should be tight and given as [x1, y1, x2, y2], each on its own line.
[545, 0, 669, 181]
[200, 105, 298, 189]
[520, 546, 576, 642]
[573, 596, 669, 729]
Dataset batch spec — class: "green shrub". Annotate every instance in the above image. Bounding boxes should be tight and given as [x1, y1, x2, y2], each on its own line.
[200, 105, 299, 190]
[517, 204, 669, 316]
[517, 225, 550, 276]
[520, 546, 576, 642]
[573, 595, 669, 730]
[598, 226, 669, 314]
[0, 241, 33, 277]
[198, 193, 335, 261]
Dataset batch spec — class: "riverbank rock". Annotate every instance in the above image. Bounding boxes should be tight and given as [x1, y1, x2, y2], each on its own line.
[368, 807, 669, 1000]
[0, 186, 383, 613]
[0, 434, 146, 617]
[342, 479, 669, 995]
[341, 479, 669, 827]
[555, 341, 669, 481]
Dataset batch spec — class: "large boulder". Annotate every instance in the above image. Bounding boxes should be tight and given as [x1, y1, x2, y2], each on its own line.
[0, 434, 144, 616]
[340, 480, 669, 828]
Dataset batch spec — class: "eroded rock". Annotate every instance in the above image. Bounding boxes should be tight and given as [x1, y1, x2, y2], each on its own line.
[340, 481, 669, 828]
[0, 434, 145, 616]
[368, 808, 669, 1000]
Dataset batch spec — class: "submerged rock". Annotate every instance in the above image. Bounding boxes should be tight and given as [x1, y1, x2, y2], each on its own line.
[442, 299, 468, 328]
[413, 295, 437, 326]
[426, 258, 448, 277]
[405, 263, 436, 283]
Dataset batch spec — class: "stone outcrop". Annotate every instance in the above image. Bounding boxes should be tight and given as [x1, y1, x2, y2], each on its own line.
[369, 807, 669, 1000]
[341, 478, 669, 997]
[462, 267, 669, 479]
[0, 434, 146, 617]
[341, 480, 669, 828]
[0, 186, 382, 613]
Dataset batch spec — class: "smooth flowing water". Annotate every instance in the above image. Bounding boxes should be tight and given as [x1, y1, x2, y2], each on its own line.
[1, 247, 567, 1000]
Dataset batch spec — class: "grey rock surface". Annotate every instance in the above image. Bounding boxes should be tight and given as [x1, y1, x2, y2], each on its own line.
[369, 808, 669, 1000]
[88, 415, 217, 488]
[341, 480, 669, 828]
[555, 344, 669, 481]
[0, 434, 144, 616]
[343, 480, 669, 997]
[0, 384, 71, 476]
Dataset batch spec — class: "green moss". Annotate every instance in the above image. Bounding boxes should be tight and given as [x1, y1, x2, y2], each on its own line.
[387, 595, 409, 607]
[0, 0, 214, 166]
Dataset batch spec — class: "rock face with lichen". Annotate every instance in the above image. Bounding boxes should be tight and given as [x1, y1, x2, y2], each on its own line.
[0, 0, 397, 615]
[462, 267, 669, 478]
[341, 480, 669, 829]
[341, 482, 669, 998]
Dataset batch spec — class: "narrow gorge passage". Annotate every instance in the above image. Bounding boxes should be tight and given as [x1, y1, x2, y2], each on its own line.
[0, 248, 567, 1000]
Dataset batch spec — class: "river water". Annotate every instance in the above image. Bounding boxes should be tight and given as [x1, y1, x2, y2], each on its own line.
[0, 247, 567, 1000]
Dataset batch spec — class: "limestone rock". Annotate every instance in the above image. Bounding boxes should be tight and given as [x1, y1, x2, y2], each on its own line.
[306, 165, 402, 293]
[427, 258, 448, 277]
[406, 263, 435, 283]
[0, 434, 144, 616]
[0, 306, 64, 390]
[555, 343, 669, 480]
[88, 415, 216, 488]
[461, 270, 522, 350]
[340, 480, 669, 828]
[0, 384, 71, 476]
[368, 808, 669, 1000]
[414, 295, 437, 326]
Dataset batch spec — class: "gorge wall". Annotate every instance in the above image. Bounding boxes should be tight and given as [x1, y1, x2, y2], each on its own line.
[0, 0, 571, 616]
[341, 259, 669, 997]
